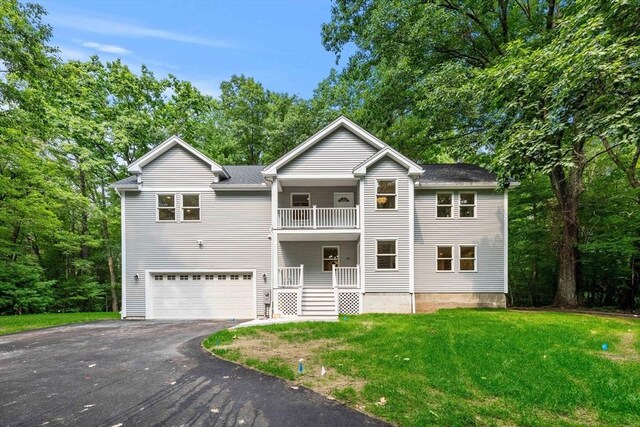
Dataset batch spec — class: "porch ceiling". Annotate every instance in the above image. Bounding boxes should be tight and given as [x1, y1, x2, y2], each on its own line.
[277, 230, 360, 241]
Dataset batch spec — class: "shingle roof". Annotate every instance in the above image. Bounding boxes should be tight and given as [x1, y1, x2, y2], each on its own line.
[110, 175, 138, 188]
[418, 164, 498, 185]
[213, 165, 267, 185]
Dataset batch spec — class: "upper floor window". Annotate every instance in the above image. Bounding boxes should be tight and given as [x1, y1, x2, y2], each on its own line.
[182, 194, 200, 221]
[436, 193, 453, 218]
[459, 193, 476, 218]
[291, 193, 310, 207]
[157, 194, 176, 221]
[376, 180, 396, 209]
[376, 240, 397, 270]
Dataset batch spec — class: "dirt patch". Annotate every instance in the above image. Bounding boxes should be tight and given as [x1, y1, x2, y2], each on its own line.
[601, 330, 640, 362]
[224, 331, 367, 396]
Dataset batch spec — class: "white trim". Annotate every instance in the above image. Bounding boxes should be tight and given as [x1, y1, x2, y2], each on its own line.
[128, 135, 227, 176]
[504, 191, 509, 293]
[435, 191, 454, 219]
[459, 244, 478, 273]
[435, 244, 454, 272]
[142, 187, 214, 192]
[375, 239, 398, 271]
[275, 174, 357, 180]
[290, 192, 311, 208]
[156, 193, 178, 222]
[359, 179, 366, 294]
[276, 228, 361, 236]
[263, 116, 387, 176]
[458, 191, 477, 219]
[322, 245, 340, 272]
[211, 185, 269, 191]
[181, 193, 201, 222]
[120, 191, 127, 318]
[353, 147, 423, 177]
[409, 177, 415, 312]
[416, 183, 498, 189]
[374, 178, 398, 211]
[145, 268, 258, 320]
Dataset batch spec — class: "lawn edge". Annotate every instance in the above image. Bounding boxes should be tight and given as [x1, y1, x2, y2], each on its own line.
[201, 331, 394, 426]
[0, 314, 120, 336]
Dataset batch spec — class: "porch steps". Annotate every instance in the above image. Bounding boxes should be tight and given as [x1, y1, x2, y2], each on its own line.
[300, 287, 337, 318]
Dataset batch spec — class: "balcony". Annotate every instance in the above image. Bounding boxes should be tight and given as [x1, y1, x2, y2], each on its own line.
[277, 206, 359, 230]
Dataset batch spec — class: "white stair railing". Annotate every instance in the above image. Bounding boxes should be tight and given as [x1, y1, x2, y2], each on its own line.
[333, 266, 359, 288]
[277, 265, 304, 287]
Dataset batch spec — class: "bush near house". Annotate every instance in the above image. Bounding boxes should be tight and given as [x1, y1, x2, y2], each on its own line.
[205, 310, 640, 427]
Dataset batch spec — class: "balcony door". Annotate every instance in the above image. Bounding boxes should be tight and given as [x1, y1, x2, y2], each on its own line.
[334, 192, 354, 208]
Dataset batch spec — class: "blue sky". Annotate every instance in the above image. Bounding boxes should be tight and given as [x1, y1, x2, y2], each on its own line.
[40, 0, 345, 98]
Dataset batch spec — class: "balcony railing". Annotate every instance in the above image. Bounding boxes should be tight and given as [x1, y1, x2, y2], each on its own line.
[277, 206, 359, 229]
[332, 265, 360, 288]
[277, 265, 304, 287]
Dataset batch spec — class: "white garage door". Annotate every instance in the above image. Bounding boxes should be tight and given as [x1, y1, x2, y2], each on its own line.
[149, 272, 255, 319]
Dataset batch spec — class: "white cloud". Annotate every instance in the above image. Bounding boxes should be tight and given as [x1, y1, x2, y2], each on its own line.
[57, 45, 90, 61]
[49, 12, 234, 48]
[190, 80, 222, 98]
[81, 41, 131, 55]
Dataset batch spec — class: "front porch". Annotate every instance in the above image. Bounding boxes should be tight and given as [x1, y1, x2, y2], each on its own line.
[272, 240, 362, 317]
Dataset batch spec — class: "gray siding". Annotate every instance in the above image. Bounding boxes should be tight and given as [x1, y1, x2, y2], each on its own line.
[142, 145, 214, 187]
[363, 158, 411, 292]
[279, 128, 378, 175]
[414, 190, 505, 293]
[278, 241, 358, 287]
[124, 190, 271, 317]
[278, 186, 359, 208]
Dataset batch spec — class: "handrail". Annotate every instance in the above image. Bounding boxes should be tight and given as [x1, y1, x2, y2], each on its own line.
[333, 265, 359, 288]
[277, 206, 358, 229]
[277, 265, 303, 287]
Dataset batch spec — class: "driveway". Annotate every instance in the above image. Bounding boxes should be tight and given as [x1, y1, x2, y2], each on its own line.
[0, 320, 386, 426]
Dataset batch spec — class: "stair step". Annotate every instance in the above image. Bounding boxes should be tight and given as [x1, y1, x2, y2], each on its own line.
[302, 310, 337, 316]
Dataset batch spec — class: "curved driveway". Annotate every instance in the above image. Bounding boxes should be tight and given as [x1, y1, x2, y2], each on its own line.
[0, 320, 386, 426]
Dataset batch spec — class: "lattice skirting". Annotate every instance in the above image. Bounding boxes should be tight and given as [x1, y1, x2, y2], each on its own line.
[338, 292, 361, 314]
[275, 291, 298, 316]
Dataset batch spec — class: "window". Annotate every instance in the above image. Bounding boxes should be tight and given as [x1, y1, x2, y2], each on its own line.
[154, 274, 163, 280]
[157, 194, 176, 221]
[376, 240, 397, 270]
[243, 274, 252, 280]
[167, 275, 176, 280]
[322, 246, 340, 272]
[436, 246, 453, 271]
[230, 275, 239, 280]
[217, 274, 226, 280]
[436, 193, 453, 218]
[179, 274, 188, 280]
[192, 274, 201, 280]
[459, 193, 476, 218]
[291, 193, 310, 207]
[205, 274, 214, 280]
[376, 180, 396, 209]
[182, 194, 200, 221]
[460, 246, 477, 271]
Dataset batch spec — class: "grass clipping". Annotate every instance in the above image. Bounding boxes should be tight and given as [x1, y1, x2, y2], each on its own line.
[205, 329, 365, 400]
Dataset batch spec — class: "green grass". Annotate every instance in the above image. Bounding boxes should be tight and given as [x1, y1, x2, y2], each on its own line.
[0, 312, 120, 335]
[204, 310, 640, 426]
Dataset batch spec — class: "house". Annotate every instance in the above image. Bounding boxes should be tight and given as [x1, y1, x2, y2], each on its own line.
[111, 117, 516, 320]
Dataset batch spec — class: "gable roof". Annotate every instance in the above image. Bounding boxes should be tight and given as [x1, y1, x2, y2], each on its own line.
[127, 135, 228, 178]
[210, 165, 268, 190]
[262, 116, 388, 176]
[110, 175, 139, 190]
[353, 147, 423, 177]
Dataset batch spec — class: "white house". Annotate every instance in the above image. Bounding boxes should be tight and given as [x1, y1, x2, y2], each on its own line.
[112, 117, 516, 319]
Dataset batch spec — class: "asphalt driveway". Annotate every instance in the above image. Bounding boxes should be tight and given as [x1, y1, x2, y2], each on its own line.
[0, 320, 386, 426]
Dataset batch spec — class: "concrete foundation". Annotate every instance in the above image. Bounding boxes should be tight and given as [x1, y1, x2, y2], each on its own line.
[363, 293, 412, 313]
[415, 293, 506, 312]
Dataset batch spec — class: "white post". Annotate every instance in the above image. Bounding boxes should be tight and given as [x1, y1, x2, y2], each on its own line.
[300, 264, 304, 288]
[312, 205, 317, 229]
[356, 264, 360, 289]
[356, 205, 360, 229]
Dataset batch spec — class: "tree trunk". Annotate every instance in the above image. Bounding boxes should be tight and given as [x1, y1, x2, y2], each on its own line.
[79, 169, 90, 260]
[106, 249, 119, 312]
[549, 163, 581, 307]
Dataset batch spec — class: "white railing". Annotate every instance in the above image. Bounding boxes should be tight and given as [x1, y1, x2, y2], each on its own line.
[277, 206, 359, 229]
[277, 265, 304, 288]
[332, 265, 360, 288]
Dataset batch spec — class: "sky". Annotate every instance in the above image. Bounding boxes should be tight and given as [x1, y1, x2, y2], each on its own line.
[40, 0, 346, 98]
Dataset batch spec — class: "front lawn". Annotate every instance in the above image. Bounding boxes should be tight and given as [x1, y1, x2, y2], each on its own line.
[204, 310, 640, 426]
[0, 312, 120, 335]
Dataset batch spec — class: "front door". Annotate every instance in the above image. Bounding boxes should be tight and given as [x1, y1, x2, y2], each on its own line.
[334, 192, 355, 208]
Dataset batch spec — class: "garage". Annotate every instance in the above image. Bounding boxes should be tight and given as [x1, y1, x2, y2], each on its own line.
[147, 271, 256, 319]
